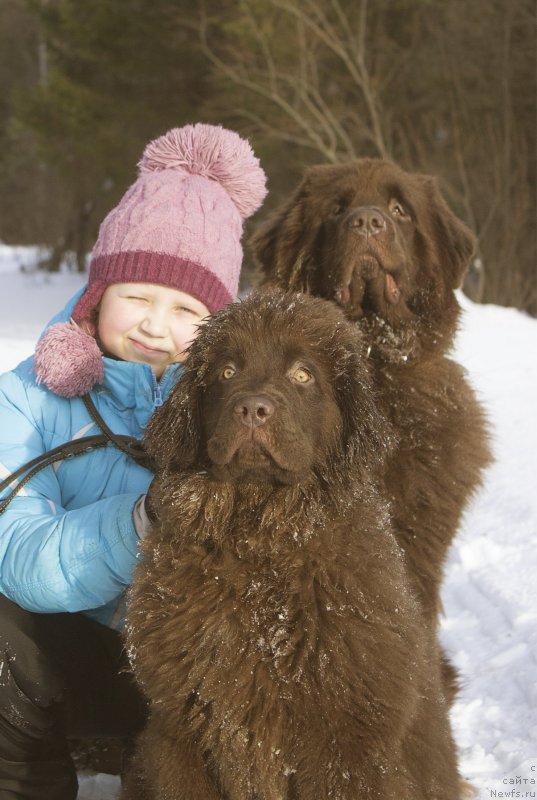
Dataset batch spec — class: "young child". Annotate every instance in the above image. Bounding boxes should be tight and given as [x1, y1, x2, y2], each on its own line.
[0, 123, 266, 799]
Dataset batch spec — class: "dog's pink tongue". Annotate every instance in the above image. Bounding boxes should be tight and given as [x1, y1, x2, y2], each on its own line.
[384, 273, 401, 304]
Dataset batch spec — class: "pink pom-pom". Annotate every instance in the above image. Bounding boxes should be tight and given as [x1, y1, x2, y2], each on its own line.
[34, 322, 104, 398]
[138, 123, 267, 220]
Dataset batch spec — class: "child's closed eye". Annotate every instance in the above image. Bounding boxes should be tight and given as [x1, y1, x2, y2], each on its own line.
[175, 306, 199, 316]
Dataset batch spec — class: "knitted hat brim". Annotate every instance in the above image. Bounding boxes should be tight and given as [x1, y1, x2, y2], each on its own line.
[71, 251, 234, 325]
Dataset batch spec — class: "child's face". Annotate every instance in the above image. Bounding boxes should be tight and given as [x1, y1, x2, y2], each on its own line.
[98, 283, 210, 377]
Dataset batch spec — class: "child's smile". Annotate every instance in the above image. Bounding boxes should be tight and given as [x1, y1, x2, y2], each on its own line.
[129, 338, 167, 354]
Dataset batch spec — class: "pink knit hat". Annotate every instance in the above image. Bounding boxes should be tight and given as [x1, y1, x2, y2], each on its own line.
[33, 124, 267, 397]
[72, 123, 267, 326]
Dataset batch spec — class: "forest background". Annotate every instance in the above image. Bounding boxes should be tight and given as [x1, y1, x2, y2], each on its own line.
[0, 0, 535, 313]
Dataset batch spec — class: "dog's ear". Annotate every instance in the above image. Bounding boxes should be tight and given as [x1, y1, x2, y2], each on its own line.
[422, 177, 476, 288]
[330, 330, 395, 473]
[249, 176, 317, 291]
[341, 365, 394, 473]
[144, 365, 203, 473]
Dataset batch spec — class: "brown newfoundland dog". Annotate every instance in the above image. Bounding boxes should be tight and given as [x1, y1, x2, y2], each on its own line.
[122, 291, 462, 800]
[250, 159, 491, 629]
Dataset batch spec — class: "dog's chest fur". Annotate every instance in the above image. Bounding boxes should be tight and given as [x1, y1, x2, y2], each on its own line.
[128, 475, 422, 754]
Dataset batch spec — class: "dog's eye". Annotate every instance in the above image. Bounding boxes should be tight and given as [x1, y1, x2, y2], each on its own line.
[331, 202, 346, 216]
[389, 199, 409, 219]
[221, 365, 236, 380]
[289, 366, 314, 384]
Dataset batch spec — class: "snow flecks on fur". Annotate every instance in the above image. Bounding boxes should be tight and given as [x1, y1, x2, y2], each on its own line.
[360, 313, 424, 364]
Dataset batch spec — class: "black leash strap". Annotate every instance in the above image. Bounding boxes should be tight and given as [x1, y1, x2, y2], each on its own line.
[0, 394, 153, 515]
[81, 395, 152, 467]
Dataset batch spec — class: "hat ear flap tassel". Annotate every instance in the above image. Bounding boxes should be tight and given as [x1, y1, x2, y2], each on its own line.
[34, 321, 104, 398]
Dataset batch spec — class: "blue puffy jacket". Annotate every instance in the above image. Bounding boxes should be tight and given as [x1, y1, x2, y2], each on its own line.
[0, 288, 181, 628]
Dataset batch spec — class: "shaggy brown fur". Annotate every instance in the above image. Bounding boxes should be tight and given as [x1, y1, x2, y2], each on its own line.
[122, 291, 462, 800]
[250, 159, 492, 626]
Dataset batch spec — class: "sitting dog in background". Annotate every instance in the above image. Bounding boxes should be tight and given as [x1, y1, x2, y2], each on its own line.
[122, 290, 463, 800]
[250, 159, 492, 635]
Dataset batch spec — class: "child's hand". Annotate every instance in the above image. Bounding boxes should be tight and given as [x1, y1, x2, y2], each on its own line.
[133, 494, 154, 539]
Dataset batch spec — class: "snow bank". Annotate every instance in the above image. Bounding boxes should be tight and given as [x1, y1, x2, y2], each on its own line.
[443, 292, 537, 797]
[0, 245, 85, 351]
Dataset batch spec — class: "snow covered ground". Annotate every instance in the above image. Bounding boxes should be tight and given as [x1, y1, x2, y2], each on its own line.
[0, 246, 535, 799]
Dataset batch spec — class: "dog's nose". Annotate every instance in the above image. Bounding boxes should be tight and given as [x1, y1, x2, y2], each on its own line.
[347, 207, 387, 236]
[234, 395, 275, 428]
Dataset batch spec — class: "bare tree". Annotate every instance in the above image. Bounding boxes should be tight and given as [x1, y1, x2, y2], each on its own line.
[198, 0, 391, 162]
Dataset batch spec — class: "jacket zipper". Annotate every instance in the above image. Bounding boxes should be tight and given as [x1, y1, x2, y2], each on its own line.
[151, 372, 164, 408]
